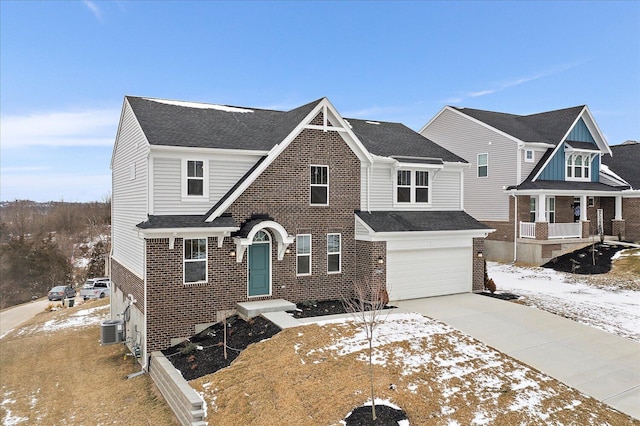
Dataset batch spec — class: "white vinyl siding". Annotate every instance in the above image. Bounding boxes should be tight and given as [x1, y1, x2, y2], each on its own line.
[111, 100, 149, 277]
[361, 164, 462, 211]
[151, 153, 261, 215]
[421, 108, 518, 221]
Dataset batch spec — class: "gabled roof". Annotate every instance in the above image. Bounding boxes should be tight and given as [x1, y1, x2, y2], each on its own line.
[601, 142, 640, 189]
[450, 105, 585, 145]
[347, 119, 466, 163]
[355, 210, 491, 233]
[126, 96, 321, 151]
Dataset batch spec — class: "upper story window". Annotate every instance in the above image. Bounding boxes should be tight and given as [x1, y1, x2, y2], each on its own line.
[477, 153, 488, 178]
[566, 153, 591, 181]
[184, 238, 207, 284]
[396, 170, 430, 204]
[310, 165, 328, 205]
[183, 159, 208, 199]
[525, 150, 534, 163]
[296, 234, 311, 276]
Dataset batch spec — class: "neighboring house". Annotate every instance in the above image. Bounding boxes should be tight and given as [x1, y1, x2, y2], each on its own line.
[601, 141, 640, 242]
[420, 105, 635, 265]
[110, 96, 492, 367]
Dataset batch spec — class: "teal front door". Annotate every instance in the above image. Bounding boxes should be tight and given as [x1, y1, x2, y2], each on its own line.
[248, 243, 270, 296]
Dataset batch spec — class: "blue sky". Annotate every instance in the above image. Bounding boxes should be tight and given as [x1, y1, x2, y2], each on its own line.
[1, 1, 639, 202]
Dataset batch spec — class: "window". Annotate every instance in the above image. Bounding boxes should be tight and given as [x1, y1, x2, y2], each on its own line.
[184, 238, 207, 283]
[296, 234, 311, 276]
[396, 170, 411, 203]
[478, 153, 488, 178]
[415, 171, 429, 202]
[530, 197, 536, 222]
[566, 153, 590, 181]
[310, 165, 328, 205]
[187, 160, 204, 196]
[396, 170, 430, 204]
[525, 150, 534, 163]
[327, 233, 341, 273]
[546, 197, 555, 223]
[588, 196, 595, 207]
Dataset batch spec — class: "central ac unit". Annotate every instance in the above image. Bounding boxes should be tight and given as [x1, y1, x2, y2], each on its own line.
[101, 319, 124, 345]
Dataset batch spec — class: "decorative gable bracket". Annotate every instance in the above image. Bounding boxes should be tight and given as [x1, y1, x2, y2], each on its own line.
[232, 220, 294, 263]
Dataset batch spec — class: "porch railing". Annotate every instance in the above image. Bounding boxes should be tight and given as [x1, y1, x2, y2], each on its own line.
[520, 222, 536, 239]
[549, 222, 582, 239]
[520, 222, 583, 239]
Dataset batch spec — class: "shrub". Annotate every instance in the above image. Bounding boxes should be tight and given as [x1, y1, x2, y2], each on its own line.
[486, 278, 496, 294]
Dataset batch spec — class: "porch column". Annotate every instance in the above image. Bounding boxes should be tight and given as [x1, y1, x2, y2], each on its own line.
[615, 196, 623, 220]
[580, 195, 588, 221]
[536, 194, 547, 222]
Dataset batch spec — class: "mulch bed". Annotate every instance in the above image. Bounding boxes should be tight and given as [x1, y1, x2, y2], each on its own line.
[479, 291, 520, 301]
[162, 315, 281, 381]
[542, 243, 627, 275]
[345, 404, 409, 425]
[288, 299, 348, 318]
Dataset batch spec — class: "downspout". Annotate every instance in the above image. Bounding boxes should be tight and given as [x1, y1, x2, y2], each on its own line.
[512, 193, 518, 264]
[367, 164, 371, 213]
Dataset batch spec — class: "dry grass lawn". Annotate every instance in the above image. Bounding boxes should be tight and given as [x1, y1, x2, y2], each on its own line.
[191, 313, 639, 425]
[0, 298, 177, 425]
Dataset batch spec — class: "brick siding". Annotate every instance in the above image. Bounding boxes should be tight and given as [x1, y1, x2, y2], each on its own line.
[111, 258, 144, 313]
[622, 198, 640, 242]
[472, 238, 485, 292]
[145, 117, 362, 350]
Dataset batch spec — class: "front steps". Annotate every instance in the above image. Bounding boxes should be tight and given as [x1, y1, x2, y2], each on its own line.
[236, 298, 296, 320]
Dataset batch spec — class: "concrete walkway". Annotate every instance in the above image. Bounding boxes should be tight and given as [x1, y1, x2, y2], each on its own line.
[394, 293, 640, 420]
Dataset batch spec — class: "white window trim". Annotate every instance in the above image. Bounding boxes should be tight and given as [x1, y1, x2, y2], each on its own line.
[546, 196, 556, 223]
[182, 159, 209, 201]
[394, 169, 432, 206]
[310, 165, 329, 206]
[525, 149, 534, 163]
[529, 197, 536, 222]
[477, 153, 488, 178]
[184, 238, 208, 284]
[565, 153, 591, 182]
[296, 234, 312, 276]
[327, 233, 341, 274]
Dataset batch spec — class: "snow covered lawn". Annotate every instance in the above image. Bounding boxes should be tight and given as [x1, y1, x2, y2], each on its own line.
[487, 259, 640, 342]
[191, 311, 633, 425]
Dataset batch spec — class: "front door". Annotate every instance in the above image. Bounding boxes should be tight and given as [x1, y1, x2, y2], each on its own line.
[248, 240, 270, 297]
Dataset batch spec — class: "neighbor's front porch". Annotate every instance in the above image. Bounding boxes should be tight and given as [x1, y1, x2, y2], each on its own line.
[518, 193, 626, 241]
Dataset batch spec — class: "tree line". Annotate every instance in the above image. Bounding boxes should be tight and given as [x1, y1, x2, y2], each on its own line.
[0, 199, 111, 309]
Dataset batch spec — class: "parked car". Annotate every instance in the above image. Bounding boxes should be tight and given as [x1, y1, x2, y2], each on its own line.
[82, 277, 111, 289]
[80, 280, 111, 300]
[48, 285, 76, 301]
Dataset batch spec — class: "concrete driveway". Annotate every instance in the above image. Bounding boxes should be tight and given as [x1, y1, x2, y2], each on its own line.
[394, 293, 640, 420]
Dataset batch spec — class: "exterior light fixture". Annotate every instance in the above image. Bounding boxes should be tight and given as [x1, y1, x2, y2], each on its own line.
[229, 249, 236, 257]
[377, 256, 384, 264]
[285, 248, 291, 254]
[477, 252, 483, 258]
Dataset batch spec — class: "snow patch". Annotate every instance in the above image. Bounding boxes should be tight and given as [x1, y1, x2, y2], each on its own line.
[145, 98, 254, 113]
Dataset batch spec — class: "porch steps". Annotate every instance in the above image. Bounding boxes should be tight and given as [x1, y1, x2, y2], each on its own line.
[236, 299, 296, 320]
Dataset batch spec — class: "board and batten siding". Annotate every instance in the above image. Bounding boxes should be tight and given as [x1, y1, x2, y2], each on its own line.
[421, 109, 518, 221]
[360, 163, 462, 211]
[111, 101, 149, 277]
[151, 152, 262, 215]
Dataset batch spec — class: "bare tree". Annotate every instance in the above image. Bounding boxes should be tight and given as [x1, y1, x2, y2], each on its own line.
[342, 278, 389, 421]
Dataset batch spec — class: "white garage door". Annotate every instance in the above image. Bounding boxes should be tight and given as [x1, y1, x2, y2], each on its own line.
[387, 245, 471, 301]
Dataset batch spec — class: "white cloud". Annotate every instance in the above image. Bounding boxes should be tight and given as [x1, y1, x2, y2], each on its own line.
[0, 109, 119, 148]
[83, 0, 102, 21]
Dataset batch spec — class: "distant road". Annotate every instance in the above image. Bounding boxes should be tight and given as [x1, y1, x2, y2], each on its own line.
[0, 297, 80, 337]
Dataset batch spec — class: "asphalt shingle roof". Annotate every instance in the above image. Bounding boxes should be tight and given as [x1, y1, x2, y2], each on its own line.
[126, 96, 321, 151]
[136, 214, 237, 230]
[506, 180, 628, 192]
[356, 210, 491, 233]
[347, 119, 466, 162]
[453, 105, 584, 145]
[601, 142, 640, 190]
